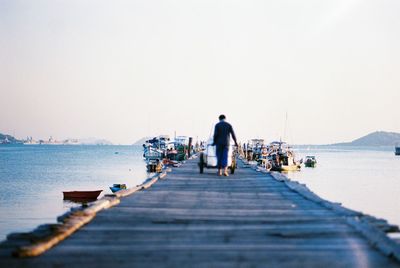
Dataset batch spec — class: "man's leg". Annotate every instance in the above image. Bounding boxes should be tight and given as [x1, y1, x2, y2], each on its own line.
[216, 146, 223, 176]
[222, 147, 229, 176]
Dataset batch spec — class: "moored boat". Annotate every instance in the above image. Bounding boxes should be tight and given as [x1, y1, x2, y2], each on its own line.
[146, 159, 163, 173]
[63, 190, 102, 200]
[268, 141, 301, 172]
[109, 184, 127, 193]
[278, 164, 302, 172]
[143, 135, 172, 160]
[304, 156, 317, 167]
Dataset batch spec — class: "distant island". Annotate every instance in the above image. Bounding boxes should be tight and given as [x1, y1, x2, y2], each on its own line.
[332, 131, 400, 147]
[0, 133, 112, 145]
[0, 133, 22, 144]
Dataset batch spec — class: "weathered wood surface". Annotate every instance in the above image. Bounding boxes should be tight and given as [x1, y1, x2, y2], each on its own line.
[1, 159, 400, 267]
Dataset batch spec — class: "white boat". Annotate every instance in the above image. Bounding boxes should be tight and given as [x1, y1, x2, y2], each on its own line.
[143, 135, 171, 160]
[143, 146, 164, 160]
[267, 141, 301, 172]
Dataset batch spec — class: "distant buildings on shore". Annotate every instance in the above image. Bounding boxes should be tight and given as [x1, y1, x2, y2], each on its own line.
[0, 133, 112, 145]
[23, 136, 81, 145]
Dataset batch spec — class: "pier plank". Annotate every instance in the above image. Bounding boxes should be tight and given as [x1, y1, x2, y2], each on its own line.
[1, 158, 399, 267]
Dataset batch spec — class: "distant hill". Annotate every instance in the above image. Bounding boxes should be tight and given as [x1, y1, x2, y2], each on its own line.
[0, 133, 113, 145]
[133, 137, 153, 146]
[0, 133, 21, 144]
[333, 131, 400, 146]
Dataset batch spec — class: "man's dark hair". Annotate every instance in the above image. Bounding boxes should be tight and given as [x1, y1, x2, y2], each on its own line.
[219, 114, 226, 120]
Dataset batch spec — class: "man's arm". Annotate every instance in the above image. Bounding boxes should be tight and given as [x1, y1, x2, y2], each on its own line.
[230, 125, 238, 146]
[212, 125, 218, 146]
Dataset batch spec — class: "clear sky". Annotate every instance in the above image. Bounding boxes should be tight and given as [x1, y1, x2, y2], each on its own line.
[1, 0, 399, 144]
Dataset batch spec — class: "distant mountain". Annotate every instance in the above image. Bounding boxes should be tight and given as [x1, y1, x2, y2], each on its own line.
[0, 133, 113, 145]
[0, 133, 22, 144]
[333, 131, 400, 146]
[133, 137, 152, 146]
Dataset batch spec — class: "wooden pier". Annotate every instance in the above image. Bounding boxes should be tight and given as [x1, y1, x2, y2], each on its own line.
[1, 158, 400, 267]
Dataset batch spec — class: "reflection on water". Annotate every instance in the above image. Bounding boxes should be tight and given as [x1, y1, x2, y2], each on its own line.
[0, 145, 147, 241]
[288, 146, 400, 227]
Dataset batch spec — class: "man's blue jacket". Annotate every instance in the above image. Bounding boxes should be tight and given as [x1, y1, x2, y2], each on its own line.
[213, 120, 238, 147]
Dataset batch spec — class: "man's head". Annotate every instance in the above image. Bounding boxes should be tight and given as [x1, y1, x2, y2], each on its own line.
[219, 114, 226, 121]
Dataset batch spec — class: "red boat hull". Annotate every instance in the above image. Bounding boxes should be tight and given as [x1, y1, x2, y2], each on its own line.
[63, 190, 102, 200]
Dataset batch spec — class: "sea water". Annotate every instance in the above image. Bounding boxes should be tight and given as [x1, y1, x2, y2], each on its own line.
[1, 145, 400, 242]
[289, 146, 400, 227]
[0, 145, 148, 241]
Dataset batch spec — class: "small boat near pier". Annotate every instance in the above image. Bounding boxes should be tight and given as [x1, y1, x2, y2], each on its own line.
[63, 190, 103, 201]
[268, 141, 301, 172]
[109, 184, 127, 193]
[304, 155, 317, 167]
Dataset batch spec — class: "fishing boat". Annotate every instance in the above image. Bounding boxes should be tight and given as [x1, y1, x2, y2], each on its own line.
[63, 190, 102, 200]
[146, 159, 163, 173]
[174, 136, 191, 161]
[166, 148, 178, 161]
[143, 135, 172, 160]
[304, 156, 317, 167]
[162, 158, 179, 167]
[268, 142, 301, 172]
[143, 146, 164, 160]
[278, 164, 301, 172]
[243, 139, 264, 162]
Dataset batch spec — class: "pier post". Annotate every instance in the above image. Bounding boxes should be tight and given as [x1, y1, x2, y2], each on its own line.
[188, 137, 193, 158]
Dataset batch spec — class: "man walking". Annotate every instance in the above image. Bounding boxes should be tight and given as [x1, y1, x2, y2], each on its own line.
[213, 114, 238, 176]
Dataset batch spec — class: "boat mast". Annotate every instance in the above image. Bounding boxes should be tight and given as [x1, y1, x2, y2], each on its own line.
[283, 112, 288, 142]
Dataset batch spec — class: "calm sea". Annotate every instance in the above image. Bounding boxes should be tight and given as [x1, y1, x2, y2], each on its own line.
[289, 146, 400, 228]
[0, 145, 399, 242]
[0, 145, 148, 241]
